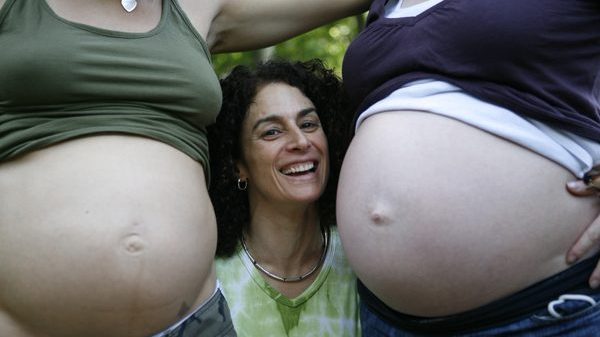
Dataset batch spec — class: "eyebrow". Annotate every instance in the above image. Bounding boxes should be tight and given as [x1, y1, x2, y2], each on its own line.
[251, 108, 317, 132]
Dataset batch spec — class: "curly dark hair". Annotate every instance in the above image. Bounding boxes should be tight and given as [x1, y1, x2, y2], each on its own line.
[208, 59, 351, 258]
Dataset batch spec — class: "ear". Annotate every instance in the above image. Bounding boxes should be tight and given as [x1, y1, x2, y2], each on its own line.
[235, 160, 249, 180]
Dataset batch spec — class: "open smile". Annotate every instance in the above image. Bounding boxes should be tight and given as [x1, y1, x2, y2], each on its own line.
[280, 161, 317, 176]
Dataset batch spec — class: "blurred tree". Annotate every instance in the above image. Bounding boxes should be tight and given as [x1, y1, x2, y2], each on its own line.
[212, 15, 365, 78]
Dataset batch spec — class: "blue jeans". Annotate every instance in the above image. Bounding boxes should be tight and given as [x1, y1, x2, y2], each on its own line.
[361, 291, 600, 337]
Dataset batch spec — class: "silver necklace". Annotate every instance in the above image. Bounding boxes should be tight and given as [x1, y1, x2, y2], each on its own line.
[121, 0, 138, 13]
[241, 227, 329, 283]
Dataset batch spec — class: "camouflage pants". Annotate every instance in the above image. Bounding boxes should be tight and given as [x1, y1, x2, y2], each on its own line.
[152, 287, 237, 337]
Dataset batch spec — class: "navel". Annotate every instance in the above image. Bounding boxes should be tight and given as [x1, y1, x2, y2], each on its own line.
[122, 233, 146, 255]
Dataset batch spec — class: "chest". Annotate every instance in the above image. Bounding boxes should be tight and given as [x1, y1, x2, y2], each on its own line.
[0, 0, 222, 122]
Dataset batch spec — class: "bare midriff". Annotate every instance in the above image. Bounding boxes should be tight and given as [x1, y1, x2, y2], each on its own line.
[337, 111, 600, 317]
[0, 135, 218, 337]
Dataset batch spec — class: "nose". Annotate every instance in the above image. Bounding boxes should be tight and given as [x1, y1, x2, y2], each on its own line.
[287, 128, 311, 151]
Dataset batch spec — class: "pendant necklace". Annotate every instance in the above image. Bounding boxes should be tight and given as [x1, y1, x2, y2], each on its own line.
[121, 0, 138, 13]
[241, 227, 329, 283]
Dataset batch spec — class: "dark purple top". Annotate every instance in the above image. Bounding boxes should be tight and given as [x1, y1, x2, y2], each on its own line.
[343, 0, 600, 140]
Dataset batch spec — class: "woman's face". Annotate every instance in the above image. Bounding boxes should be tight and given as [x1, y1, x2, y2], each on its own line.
[237, 82, 329, 206]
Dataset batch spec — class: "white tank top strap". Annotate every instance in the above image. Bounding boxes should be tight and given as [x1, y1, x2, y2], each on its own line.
[384, 0, 445, 18]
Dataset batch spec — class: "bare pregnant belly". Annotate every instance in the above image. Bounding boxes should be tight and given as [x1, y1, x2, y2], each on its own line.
[0, 136, 217, 337]
[337, 111, 600, 316]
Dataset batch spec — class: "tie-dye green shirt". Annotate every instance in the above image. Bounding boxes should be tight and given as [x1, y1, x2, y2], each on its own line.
[216, 229, 360, 337]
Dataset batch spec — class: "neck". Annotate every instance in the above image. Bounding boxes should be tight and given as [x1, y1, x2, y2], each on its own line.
[245, 204, 324, 276]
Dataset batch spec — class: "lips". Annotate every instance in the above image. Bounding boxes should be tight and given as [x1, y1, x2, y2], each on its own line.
[280, 161, 317, 176]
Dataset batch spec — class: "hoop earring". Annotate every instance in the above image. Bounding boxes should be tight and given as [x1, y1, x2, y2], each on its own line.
[237, 178, 248, 191]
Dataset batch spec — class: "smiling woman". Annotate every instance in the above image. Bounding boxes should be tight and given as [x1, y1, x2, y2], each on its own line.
[208, 59, 360, 337]
[238, 89, 329, 206]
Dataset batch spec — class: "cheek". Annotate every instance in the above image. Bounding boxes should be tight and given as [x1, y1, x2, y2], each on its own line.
[317, 138, 329, 166]
[314, 132, 328, 152]
[244, 154, 277, 184]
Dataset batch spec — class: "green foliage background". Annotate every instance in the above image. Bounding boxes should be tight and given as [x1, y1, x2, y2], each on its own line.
[211, 16, 364, 78]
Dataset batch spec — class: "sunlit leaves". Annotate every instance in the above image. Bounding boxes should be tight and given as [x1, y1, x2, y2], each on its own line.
[212, 16, 365, 77]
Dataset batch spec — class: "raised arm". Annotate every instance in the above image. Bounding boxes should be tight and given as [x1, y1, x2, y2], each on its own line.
[208, 0, 370, 53]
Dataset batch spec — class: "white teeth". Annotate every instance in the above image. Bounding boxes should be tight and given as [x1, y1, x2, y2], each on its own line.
[281, 162, 315, 175]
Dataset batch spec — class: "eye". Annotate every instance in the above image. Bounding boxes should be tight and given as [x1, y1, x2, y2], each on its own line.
[261, 128, 282, 139]
[300, 120, 320, 131]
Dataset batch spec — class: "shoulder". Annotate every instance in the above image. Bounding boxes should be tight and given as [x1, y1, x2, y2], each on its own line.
[173, 0, 224, 40]
[326, 228, 356, 279]
[216, 251, 241, 281]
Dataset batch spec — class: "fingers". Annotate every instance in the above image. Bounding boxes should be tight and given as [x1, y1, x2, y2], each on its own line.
[567, 218, 600, 265]
[566, 167, 600, 197]
[584, 169, 600, 187]
[567, 167, 600, 288]
[589, 262, 600, 289]
[566, 180, 596, 196]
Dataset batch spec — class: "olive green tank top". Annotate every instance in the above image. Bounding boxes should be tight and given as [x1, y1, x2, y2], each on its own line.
[0, 0, 222, 181]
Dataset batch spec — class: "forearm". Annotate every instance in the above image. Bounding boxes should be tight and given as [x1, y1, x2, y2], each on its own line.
[208, 0, 370, 53]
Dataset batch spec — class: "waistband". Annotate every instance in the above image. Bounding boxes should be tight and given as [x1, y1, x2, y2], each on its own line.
[358, 253, 600, 335]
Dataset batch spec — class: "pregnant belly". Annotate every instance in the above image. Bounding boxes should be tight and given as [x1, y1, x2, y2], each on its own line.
[0, 136, 217, 337]
[337, 111, 600, 316]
